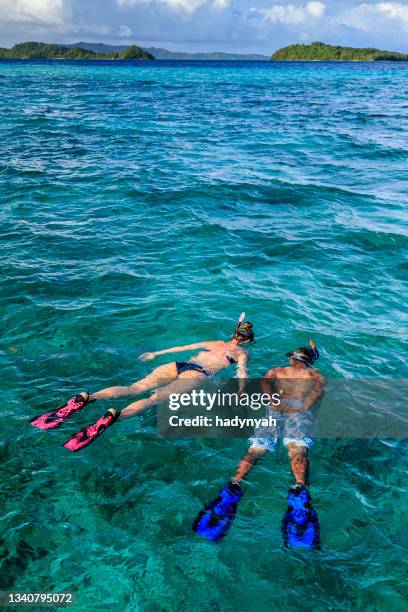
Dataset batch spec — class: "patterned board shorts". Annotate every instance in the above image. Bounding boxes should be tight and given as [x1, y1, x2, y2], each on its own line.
[249, 407, 315, 452]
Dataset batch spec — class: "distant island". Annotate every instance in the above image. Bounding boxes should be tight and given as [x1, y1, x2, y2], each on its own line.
[0, 42, 153, 60]
[138, 48, 267, 61]
[0, 40, 268, 61]
[271, 42, 408, 61]
[67, 42, 269, 61]
[2, 40, 407, 62]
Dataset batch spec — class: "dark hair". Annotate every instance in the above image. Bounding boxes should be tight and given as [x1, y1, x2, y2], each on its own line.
[234, 321, 254, 343]
[286, 345, 318, 365]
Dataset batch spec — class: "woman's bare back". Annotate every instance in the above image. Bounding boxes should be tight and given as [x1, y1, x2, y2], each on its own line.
[189, 341, 246, 375]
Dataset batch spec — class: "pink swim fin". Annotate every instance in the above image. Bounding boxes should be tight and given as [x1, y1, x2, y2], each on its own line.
[63, 410, 119, 452]
[30, 393, 91, 430]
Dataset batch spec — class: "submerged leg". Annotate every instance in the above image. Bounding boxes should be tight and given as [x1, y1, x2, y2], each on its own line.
[118, 374, 204, 419]
[192, 446, 267, 542]
[63, 372, 204, 452]
[90, 362, 178, 401]
[232, 446, 267, 482]
[286, 442, 309, 486]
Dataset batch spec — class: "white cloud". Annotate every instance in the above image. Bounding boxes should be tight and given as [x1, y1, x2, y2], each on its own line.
[335, 2, 408, 33]
[0, 0, 69, 24]
[118, 24, 132, 36]
[249, 1, 408, 42]
[116, 0, 230, 15]
[307, 0, 325, 18]
[255, 1, 326, 25]
[1, 0, 408, 53]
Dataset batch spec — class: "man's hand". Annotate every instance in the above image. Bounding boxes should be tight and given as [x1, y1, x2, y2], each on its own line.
[139, 352, 155, 361]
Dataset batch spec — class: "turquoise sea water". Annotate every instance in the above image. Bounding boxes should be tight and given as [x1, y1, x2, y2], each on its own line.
[1, 59, 407, 610]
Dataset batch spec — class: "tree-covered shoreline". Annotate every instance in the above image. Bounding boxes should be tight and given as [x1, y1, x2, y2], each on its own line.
[0, 42, 153, 60]
[2, 40, 408, 63]
[271, 42, 408, 61]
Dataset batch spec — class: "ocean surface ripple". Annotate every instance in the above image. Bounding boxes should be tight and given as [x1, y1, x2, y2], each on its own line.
[0, 60, 407, 611]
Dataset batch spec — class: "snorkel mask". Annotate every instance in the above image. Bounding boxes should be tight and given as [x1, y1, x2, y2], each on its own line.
[287, 340, 319, 365]
[233, 312, 254, 343]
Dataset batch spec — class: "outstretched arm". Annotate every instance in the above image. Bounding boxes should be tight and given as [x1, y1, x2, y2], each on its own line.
[236, 351, 248, 378]
[260, 368, 276, 396]
[140, 341, 220, 361]
[236, 351, 249, 392]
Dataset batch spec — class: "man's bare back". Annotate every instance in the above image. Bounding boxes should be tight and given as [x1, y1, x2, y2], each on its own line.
[263, 365, 325, 413]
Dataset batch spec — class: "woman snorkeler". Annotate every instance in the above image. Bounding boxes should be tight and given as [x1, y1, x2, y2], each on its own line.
[31, 313, 254, 451]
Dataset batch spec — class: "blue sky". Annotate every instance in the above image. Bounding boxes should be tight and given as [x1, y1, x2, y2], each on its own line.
[1, 0, 407, 53]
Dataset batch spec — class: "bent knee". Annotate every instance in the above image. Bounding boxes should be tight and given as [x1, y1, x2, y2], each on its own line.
[149, 390, 162, 404]
[128, 383, 142, 393]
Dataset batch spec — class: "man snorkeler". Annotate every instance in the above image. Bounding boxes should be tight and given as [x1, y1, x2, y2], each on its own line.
[193, 341, 325, 548]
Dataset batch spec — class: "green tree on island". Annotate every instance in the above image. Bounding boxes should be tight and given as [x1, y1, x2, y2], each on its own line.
[0, 41, 153, 60]
[271, 42, 408, 61]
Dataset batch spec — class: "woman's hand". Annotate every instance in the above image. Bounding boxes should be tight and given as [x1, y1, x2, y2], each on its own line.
[139, 352, 155, 361]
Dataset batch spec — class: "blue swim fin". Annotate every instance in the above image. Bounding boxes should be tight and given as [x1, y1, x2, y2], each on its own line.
[281, 485, 320, 550]
[193, 481, 243, 542]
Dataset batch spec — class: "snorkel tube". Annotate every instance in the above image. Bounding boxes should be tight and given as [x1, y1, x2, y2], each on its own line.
[309, 340, 319, 362]
[235, 312, 246, 334]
